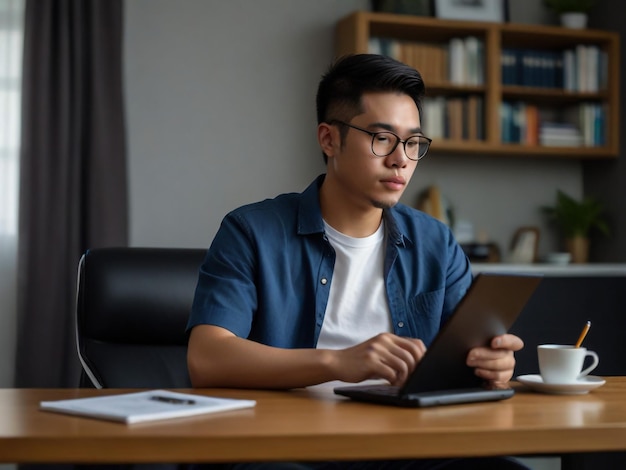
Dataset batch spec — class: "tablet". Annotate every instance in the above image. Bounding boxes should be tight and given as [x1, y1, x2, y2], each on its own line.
[334, 273, 542, 407]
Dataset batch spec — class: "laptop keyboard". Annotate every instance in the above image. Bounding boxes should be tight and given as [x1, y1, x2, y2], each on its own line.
[354, 384, 400, 396]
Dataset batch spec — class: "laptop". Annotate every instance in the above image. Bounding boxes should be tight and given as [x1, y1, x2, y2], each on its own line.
[334, 272, 542, 407]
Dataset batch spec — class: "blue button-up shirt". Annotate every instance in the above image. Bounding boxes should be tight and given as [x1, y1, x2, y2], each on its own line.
[188, 175, 472, 348]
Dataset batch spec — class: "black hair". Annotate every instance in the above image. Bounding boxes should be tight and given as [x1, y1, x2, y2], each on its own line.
[315, 54, 426, 162]
[316, 53, 425, 124]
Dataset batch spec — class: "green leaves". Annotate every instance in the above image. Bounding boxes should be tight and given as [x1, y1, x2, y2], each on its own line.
[541, 190, 610, 239]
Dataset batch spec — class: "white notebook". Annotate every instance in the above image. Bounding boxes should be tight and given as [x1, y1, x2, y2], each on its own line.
[40, 389, 256, 424]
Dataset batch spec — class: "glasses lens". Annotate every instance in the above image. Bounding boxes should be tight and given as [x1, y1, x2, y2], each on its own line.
[405, 136, 422, 160]
[407, 136, 431, 160]
[371, 133, 398, 157]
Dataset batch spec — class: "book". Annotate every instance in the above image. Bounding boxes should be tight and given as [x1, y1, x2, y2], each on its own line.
[448, 37, 465, 84]
[40, 389, 256, 424]
[525, 104, 539, 146]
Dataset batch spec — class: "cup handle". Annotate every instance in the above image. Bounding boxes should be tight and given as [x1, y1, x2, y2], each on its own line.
[579, 350, 599, 378]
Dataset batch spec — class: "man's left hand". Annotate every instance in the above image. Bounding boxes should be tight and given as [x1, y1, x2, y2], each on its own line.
[466, 334, 524, 389]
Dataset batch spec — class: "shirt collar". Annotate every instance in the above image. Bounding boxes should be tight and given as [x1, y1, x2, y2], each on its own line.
[296, 173, 412, 248]
[297, 174, 326, 235]
[383, 208, 408, 247]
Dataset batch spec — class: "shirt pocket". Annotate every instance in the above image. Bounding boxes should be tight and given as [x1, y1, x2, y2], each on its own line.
[407, 288, 445, 346]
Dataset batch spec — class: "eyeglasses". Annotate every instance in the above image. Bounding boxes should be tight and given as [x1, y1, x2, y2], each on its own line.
[330, 120, 432, 161]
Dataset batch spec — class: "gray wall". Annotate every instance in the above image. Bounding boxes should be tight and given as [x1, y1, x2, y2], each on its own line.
[125, 0, 350, 248]
[124, 0, 585, 258]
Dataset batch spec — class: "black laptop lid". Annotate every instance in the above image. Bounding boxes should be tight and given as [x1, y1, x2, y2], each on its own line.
[400, 273, 542, 395]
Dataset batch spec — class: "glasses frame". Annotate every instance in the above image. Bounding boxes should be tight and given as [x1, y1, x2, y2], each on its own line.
[330, 120, 432, 161]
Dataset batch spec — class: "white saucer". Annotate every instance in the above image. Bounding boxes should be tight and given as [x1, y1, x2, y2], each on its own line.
[516, 374, 606, 395]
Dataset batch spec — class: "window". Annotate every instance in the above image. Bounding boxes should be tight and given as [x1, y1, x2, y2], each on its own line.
[0, 0, 24, 236]
[0, 0, 24, 389]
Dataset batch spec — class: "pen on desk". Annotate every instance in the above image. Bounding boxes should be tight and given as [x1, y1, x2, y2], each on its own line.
[574, 320, 592, 348]
[150, 395, 196, 405]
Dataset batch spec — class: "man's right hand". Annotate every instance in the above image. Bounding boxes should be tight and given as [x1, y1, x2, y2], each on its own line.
[330, 333, 426, 386]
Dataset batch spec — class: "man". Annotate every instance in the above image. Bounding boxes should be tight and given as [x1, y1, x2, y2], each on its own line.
[187, 54, 527, 469]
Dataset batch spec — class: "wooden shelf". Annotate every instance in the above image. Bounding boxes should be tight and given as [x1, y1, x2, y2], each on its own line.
[335, 11, 620, 159]
[432, 140, 616, 159]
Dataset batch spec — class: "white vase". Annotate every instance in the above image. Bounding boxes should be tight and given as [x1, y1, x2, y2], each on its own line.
[560, 12, 588, 29]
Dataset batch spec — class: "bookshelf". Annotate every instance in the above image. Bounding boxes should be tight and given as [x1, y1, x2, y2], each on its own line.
[335, 11, 620, 159]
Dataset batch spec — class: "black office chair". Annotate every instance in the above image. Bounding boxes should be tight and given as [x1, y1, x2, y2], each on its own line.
[75, 248, 226, 470]
[76, 247, 206, 389]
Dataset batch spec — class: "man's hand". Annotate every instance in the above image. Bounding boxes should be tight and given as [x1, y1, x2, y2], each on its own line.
[331, 333, 426, 386]
[466, 334, 524, 389]
[189, 326, 426, 389]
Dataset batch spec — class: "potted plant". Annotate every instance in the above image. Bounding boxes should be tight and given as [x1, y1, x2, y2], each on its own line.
[541, 189, 609, 263]
[544, 0, 596, 28]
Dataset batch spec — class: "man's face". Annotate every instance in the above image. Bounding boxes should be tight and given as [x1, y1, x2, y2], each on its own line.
[326, 91, 422, 211]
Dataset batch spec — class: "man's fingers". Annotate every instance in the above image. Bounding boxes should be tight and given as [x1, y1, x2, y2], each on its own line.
[363, 334, 427, 385]
[474, 366, 514, 385]
[492, 334, 524, 351]
[468, 334, 522, 387]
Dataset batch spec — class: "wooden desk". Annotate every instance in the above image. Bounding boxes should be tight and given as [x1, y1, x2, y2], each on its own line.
[2, 378, 626, 464]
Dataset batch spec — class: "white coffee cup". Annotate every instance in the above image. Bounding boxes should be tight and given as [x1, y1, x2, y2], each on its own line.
[537, 344, 599, 384]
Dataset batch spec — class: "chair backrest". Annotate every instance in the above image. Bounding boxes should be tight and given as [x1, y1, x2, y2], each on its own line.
[76, 247, 206, 388]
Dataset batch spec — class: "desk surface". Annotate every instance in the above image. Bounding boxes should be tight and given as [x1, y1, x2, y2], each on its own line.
[2, 378, 626, 464]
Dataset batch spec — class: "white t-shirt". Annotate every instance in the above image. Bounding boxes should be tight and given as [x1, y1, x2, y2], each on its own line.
[316, 220, 393, 350]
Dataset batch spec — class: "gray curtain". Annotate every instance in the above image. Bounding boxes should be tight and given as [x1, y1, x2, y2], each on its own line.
[15, 0, 128, 388]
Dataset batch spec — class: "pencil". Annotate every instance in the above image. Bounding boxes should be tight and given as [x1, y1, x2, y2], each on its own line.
[575, 321, 591, 348]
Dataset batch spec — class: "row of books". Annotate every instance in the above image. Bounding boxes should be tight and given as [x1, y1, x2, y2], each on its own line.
[501, 45, 608, 92]
[500, 102, 606, 146]
[423, 95, 484, 141]
[500, 102, 539, 145]
[368, 36, 484, 86]
[368, 36, 607, 93]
